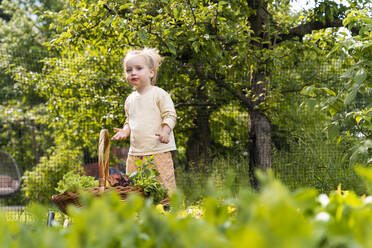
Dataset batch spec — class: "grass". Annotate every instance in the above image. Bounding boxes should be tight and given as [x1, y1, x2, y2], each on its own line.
[175, 154, 252, 204]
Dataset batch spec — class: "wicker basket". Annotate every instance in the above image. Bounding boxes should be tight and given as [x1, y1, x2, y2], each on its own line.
[52, 129, 167, 215]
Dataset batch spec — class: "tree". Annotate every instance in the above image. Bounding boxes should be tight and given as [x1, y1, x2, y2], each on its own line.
[340, 10, 371, 164]
[0, 0, 66, 172]
[0, 0, 68, 204]
[301, 8, 371, 165]
[21, 0, 369, 188]
[0, 0, 66, 109]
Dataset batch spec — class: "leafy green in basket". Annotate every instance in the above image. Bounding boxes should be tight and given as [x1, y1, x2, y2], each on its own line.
[56, 171, 98, 194]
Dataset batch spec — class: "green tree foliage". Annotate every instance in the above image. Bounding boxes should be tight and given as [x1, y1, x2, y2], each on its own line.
[0, 0, 47, 109]
[3, 0, 369, 195]
[265, 29, 365, 192]
[0, 0, 66, 176]
[0, 0, 10, 21]
[19, 0, 366, 172]
[301, 9, 371, 164]
[24, 0, 258, 160]
[333, 9, 371, 164]
[20, 49, 130, 151]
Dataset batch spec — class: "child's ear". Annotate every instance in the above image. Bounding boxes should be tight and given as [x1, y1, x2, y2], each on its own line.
[150, 69, 155, 79]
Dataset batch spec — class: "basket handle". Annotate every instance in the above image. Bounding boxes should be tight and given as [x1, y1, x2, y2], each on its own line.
[98, 129, 110, 191]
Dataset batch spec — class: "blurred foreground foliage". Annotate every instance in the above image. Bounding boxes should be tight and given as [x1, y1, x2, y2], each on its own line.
[1, 167, 372, 248]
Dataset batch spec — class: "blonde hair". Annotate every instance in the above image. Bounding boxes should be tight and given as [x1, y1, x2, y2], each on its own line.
[123, 48, 163, 85]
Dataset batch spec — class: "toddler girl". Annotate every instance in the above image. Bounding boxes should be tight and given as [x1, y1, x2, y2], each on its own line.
[112, 48, 177, 194]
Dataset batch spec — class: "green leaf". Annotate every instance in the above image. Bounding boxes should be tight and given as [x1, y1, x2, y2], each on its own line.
[344, 87, 359, 106]
[144, 169, 151, 176]
[138, 29, 147, 41]
[192, 41, 200, 53]
[300, 86, 316, 97]
[169, 46, 177, 55]
[320, 87, 336, 96]
[328, 106, 337, 117]
[327, 124, 339, 140]
[355, 115, 363, 125]
[354, 68, 367, 84]
[134, 159, 143, 167]
[308, 99, 317, 111]
[355, 166, 372, 194]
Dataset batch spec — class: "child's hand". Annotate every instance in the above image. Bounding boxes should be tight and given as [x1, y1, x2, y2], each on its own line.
[155, 130, 170, 144]
[112, 127, 129, 140]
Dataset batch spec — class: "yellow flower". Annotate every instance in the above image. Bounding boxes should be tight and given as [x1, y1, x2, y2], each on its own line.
[227, 205, 237, 214]
[155, 204, 166, 214]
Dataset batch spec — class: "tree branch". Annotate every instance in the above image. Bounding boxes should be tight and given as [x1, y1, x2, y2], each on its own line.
[186, 0, 197, 25]
[206, 72, 252, 110]
[275, 19, 344, 44]
[175, 102, 217, 108]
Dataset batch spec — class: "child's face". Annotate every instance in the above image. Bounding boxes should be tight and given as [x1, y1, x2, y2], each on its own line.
[125, 55, 154, 91]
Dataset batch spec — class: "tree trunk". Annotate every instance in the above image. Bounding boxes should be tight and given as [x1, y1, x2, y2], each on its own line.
[246, 64, 273, 187]
[246, 0, 272, 189]
[249, 110, 272, 189]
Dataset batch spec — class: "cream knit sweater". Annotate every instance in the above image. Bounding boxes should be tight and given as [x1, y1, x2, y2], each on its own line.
[124, 86, 177, 155]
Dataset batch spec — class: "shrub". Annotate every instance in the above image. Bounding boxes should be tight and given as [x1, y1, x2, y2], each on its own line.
[175, 154, 251, 204]
[21, 145, 83, 203]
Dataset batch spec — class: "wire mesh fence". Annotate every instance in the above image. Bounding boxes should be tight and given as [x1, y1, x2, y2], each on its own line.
[0, 105, 361, 206]
[0, 46, 364, 221]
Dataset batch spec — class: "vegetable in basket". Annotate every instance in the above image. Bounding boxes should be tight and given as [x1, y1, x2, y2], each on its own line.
[129, 156, 168, 203]
[55, 171, 98, 194]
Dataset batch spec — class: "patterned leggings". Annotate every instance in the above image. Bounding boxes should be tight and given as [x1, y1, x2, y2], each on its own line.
[126, 152, 176, 194]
